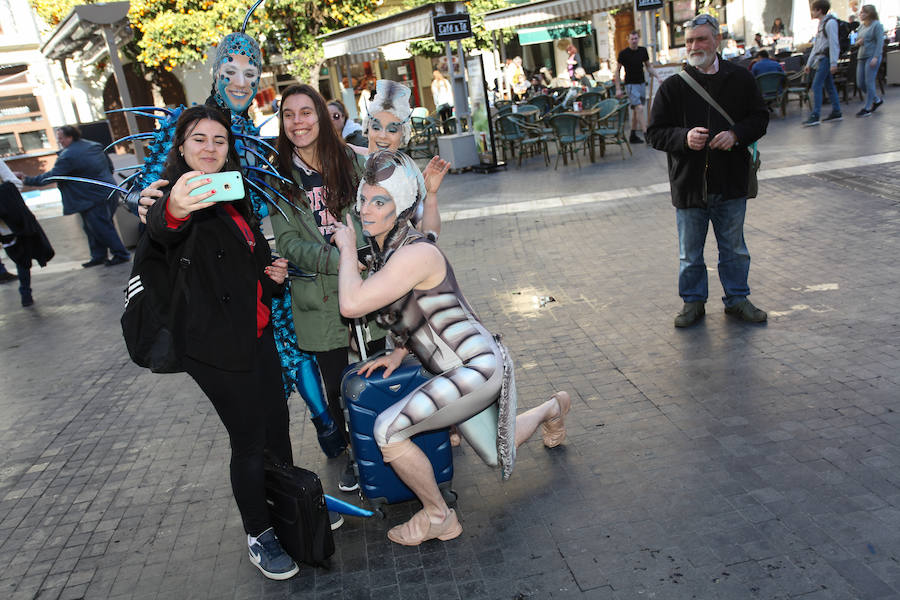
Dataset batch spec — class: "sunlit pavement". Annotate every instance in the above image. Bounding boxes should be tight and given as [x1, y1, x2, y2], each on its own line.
[2, 90, 900, 599]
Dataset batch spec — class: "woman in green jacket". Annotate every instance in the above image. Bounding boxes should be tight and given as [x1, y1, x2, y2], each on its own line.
[270, 84, 386, 492]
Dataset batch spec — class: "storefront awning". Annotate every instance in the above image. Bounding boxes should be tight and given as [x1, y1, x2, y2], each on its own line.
[40, 2, 132, 64]
[518, 19, 592, 45]
[320, 3, 465, 59]
[482, 0, 625, 31]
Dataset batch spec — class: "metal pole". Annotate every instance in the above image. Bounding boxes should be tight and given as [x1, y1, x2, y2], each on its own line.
[455, 39, 468, 135]
[58, 59, 81, 124]
[101, 25, 143, 161]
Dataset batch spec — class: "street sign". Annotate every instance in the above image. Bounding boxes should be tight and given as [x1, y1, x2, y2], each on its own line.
[636, 0, 664, 11]
[433, 13, 473, 42]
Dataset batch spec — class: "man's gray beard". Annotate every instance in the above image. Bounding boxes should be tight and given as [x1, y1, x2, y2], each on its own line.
[687, 50, 713, 68]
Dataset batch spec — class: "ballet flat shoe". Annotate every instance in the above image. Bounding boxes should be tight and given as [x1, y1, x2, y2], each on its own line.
[387, 509, 462, 546]
[542, 391, 571, 448]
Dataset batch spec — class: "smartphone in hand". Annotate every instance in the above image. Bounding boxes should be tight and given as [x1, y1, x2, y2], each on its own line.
[189, 171, 244, 202]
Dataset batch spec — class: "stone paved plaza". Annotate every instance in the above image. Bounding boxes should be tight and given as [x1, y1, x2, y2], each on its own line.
[2, 91, 900, 599]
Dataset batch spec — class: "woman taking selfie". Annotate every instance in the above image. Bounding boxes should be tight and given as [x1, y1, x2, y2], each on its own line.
[269, 84, 387, 493]
[333, 150, 571, 546]
[146, 105, 298, 581]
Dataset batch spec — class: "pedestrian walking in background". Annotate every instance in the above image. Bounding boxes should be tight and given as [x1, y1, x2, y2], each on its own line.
[0, 158, 23, 285]
[614, 30, 663, 144]
[646, 14, 769, 328]
[14, 126, 130, 267]
[803, 0, 843, 126]
[0, 160, 53, 306]
[853, 4, 884, 118]
[430, 70, 454, 131]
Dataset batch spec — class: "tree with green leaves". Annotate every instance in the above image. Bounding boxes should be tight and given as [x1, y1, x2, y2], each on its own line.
[30, 0, 381, 86]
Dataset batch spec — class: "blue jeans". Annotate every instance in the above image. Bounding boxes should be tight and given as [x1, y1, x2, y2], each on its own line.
[676, 195, 751, 307]
[856, 54, 882, 110]
[810, 55, 841, 119]
[80, 199, 129, 261]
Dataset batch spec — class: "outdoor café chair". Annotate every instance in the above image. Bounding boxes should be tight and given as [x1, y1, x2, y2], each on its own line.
[495, 114, 550, 167]
[783, 71, 810, 113]
[526, 94, 553, 115]
[407, 115, 440, 158]
[587, 98, 619, 157]
[576, 91, 604, 109]
[593, 102, 632, 160]
[547, 113, 589, 169]
[755, 72, 787, 117]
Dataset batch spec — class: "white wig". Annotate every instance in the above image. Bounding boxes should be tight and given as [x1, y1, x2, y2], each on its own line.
[362, 80, 414, 146]
[356, 150, 425, 218]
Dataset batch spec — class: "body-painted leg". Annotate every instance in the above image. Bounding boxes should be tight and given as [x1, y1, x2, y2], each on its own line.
[270, 290, 345, 458]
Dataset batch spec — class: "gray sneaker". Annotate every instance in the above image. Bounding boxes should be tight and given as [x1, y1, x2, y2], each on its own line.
[822, 112, 843, 123]
[674, 302, 705, 328]
[724, 299, 767, 323]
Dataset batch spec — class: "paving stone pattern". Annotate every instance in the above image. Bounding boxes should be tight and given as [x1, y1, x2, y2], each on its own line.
[2, 160, 900, 599]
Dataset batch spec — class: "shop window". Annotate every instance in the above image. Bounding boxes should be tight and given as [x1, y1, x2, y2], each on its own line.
[0, 94, 39, 116]
[20, 130, 49, 153]
[667, 0, 726, 47]
[0, 133, 19, 156]
[668, 0, 696, 47]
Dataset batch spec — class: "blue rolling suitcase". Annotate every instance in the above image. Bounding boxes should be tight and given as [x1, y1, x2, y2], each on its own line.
[341, 354, 456, 518]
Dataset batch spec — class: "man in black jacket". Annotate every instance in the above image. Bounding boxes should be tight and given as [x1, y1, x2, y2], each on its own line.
[647, 14, 769, 328]
[16, 126, 129, 268]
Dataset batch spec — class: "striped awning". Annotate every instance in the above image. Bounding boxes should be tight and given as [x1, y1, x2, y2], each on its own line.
[321, 4, 465, 59]
[482, 0, 625, 31]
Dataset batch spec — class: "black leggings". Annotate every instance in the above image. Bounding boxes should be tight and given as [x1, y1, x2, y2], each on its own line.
[185, 327, 292, 536]
[314, 337, 387, 445]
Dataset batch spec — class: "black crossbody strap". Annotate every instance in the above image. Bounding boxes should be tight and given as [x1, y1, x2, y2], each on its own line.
[678, 70, 735, 126]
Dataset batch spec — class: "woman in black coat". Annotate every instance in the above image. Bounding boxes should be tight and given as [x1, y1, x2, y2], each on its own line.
[145, 105, 299, 581]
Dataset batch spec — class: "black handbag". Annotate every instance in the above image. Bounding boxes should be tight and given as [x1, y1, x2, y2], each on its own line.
[264, 460, 334, 568]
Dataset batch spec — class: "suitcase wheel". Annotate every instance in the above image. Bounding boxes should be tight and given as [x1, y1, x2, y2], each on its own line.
[441, 488, 458, 505]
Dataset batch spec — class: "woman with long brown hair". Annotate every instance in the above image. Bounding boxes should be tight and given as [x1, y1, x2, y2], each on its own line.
[269, 84, 386, 493]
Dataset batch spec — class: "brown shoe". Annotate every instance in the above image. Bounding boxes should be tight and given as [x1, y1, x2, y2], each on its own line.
[542, 391, 571, 448]
[387, 509, 462, 546]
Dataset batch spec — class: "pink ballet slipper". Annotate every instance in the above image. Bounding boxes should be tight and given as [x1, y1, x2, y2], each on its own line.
[541, 391, 571, 448]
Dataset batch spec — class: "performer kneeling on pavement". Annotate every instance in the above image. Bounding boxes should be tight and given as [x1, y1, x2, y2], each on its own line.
[146, 105, 299, 581]
[332, 150, 571, 546]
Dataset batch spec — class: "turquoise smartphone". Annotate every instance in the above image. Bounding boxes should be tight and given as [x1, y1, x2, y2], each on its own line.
[188, 171, 244, 202]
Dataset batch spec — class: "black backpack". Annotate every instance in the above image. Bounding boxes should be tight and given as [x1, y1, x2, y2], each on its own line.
[824, 15, 851, 55]
[121, 231, 194, 373]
